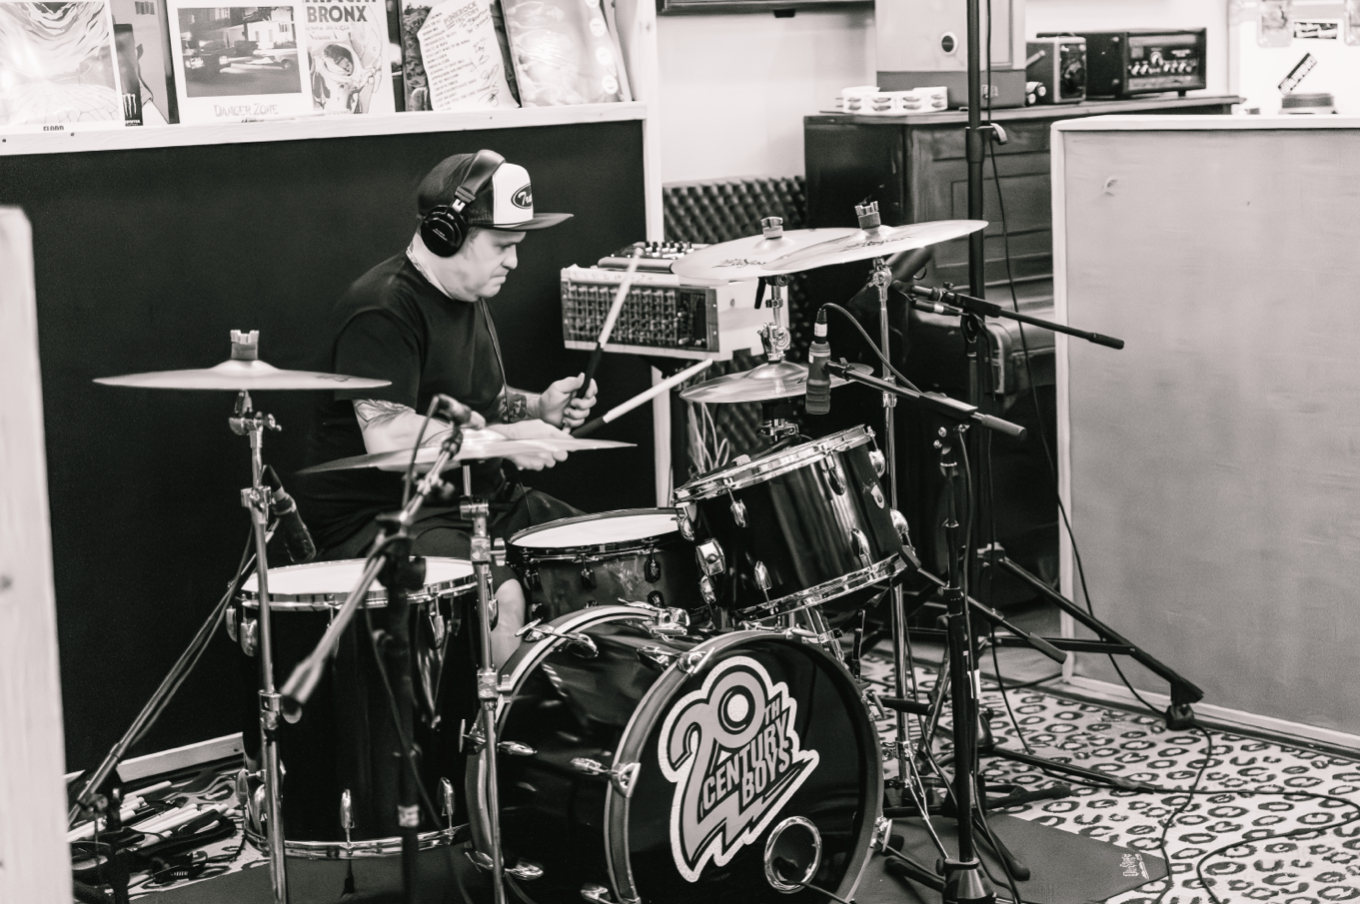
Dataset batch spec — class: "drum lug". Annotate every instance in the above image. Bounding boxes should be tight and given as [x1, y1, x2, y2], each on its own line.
[611, 762, 641, 798]
[852, 529, 873, 568]
[523, 566, 541, 590]
[570, 757, 608, 776]
[728, 497, 747, 528]
[507, 859, 544, 881]
[644, 551, 661, 583]
[695, 540, 725, 577]
[822, 459, 846, 495]
[678, 648, 713, 674]
[890, 508, 913, 548]
[637, 644, 678, 670]
[428, 609, 447, 647]
[580, 883, 617, 904]
[578, 560, 597, 589]
[440, 778, 457, 831]
[340, 789, 354, 845]
[698, 576, 717, 606]
[239, 617, 258, 657]
[872, 815, 894, 852]
[675, 502, 697, 541]
[224, 606, 239, 642]
[499, 741, 538, 756]
[869, 448, 887, 477]
[871, 483, 886, 509]
[753, 561, 772, 594]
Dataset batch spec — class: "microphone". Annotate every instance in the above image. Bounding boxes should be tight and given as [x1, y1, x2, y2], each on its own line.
[263, 465, 316, 564]
[888, 245, 933, 283]
[805, 307, 832, 416]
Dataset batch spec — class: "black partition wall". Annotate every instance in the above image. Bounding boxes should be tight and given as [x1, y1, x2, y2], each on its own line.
[0, 120, 651, 770]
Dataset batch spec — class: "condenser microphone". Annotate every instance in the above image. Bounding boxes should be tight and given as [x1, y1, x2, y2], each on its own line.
[805, 307, 832, 416]
[264, 465, 316, 564]
[432, 393, 476, 426]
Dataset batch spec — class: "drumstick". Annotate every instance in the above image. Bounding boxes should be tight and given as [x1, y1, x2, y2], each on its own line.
[573, 245, 643, 402]
[572, 359, 713, 438]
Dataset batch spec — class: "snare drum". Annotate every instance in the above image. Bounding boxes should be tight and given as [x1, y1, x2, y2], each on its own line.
[673, 426, 913, 622]
[466, 606, 881, 903]
[509, 510, 704, 622]
[232, 558, 475, 858]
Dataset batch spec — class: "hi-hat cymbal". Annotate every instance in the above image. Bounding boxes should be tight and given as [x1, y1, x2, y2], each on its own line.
[94, 359, 392, 391]
[670, 228, 861, 281]
[299, 429, 634, 473]
[761, 219, 987, 273]
[679, 360, 867, 404]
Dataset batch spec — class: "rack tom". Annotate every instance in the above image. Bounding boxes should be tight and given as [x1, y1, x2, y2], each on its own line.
[672, 426, 914, 622]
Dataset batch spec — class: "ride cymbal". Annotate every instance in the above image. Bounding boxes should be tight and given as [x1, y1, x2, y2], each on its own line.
[670, 227, 860, 281]
[761, 219, 987, 273]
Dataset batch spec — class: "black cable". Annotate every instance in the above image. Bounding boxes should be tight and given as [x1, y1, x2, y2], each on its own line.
[987, 627, 1034, 756]
[984, 672, 1062, 691]
[822, 303, 922, 392]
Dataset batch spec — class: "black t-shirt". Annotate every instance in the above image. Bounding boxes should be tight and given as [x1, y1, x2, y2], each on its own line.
[296, 253, 507, 550]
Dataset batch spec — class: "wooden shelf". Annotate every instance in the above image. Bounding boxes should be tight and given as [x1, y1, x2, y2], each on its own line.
[0, 102, 647, 157]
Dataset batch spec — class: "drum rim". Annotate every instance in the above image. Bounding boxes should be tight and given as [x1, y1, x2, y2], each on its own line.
[508, 508, 683, 559]
[243, 823, 462, 859]
[604, 629, 883, 904]
[673, 426, 876, 500]
[238, 557, 476, 609]
[733, 556, 908, 621]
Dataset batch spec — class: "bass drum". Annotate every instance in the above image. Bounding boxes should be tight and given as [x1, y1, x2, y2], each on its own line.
[468, 606, 881, 904]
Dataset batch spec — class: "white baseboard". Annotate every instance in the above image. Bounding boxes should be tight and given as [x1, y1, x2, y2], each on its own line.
[115, 734, 244, 783]
[1059, 676, 1360, 755]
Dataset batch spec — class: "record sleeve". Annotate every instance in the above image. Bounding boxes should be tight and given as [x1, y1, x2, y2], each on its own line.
[303, 0, 394, 113]
[400, 0, 515, 112]
[499, 0, 628, 106]
[111, 0, 177, 123]
[0, 0, 126, 131]
[167, 1, 314, 123]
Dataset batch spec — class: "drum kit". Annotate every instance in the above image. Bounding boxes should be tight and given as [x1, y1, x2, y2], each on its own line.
[69, 205, 1129, 904]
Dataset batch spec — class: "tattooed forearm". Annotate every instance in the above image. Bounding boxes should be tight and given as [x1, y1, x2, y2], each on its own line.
[353, 399, 414, 429]
[499, 388, 541, 423]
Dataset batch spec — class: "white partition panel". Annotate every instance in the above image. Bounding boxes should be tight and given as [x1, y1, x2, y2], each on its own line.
[1053, 116, 1360, 743]
[0, 207, 71, 903]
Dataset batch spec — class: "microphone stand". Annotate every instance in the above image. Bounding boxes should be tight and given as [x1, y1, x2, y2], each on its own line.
[279, 430, 465, 904]
[823, 358, 1020, 904]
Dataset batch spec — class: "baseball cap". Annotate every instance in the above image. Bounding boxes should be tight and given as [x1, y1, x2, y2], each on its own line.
[417, 153, 572, 231]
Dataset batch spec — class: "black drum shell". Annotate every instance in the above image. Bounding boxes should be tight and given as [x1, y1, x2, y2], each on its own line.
[508, 510, 704, 622]
[238, 580, 474, 844]
[468, 607, 881, 904]
[675, 428, 906, 619]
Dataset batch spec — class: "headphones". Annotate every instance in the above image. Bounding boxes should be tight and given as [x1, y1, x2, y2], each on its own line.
[420, 149, 506, 257]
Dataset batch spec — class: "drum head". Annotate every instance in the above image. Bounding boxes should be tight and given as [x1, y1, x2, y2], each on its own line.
[511, 509, 681, 552]
[612, 634, 879, 903]
[239, 558, 474, 606]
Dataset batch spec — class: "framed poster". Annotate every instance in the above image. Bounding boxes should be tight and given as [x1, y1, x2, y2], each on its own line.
[657, 0, 869, 15]
[0, 0, 126, 132]
[167, 1, 314, 123]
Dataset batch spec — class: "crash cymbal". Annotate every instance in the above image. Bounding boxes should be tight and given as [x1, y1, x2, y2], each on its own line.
[761, 219, 987, 274]
[298, 429, 634, 473]
[670, 227, 861, 281]
[679, 360, 868, 404]
[94, 359, 391, 391]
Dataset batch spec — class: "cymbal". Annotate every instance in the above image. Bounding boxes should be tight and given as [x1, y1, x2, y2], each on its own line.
[94, 359, 392, 391]
[679, 360, 867, 404]
[761, 219, 987, 273]
[299, 429, 634, 473]
[670, 228, 861, 281]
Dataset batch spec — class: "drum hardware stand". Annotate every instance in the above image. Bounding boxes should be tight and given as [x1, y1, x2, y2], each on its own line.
[231, 386, 292, 904]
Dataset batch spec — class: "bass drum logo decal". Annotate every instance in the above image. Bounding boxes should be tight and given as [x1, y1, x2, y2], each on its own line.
[658, 655, 820, 882]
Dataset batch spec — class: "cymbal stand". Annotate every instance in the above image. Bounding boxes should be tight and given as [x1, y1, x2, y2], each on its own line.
[461, 494, 508, 904]
[757, 275, 799, 442]
[231, 387, 289, 904]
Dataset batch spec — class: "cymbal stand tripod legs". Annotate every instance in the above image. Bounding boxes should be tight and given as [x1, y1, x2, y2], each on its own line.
[233, 389, 289, 904]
